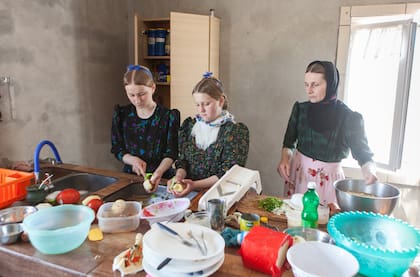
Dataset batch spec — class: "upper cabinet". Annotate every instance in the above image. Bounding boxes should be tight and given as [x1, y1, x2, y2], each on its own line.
[134, 11, 220, 120]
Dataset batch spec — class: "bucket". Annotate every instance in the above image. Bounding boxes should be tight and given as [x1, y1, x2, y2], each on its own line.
[155, 28, 167, 56]
[147, 29, 156, 56]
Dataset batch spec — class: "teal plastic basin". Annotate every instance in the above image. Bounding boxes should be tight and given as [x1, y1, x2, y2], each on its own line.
[23, 205, 94, 254]
[328, 211, 420, 277]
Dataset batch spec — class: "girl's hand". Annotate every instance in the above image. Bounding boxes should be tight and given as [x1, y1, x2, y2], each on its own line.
[148, 173, 161, 193]
[172, 179, 194, 197]
[131, 157, 147, 177]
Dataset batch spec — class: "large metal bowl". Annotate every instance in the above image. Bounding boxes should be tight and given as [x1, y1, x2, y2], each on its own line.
[0, 206, 38, 225]
[334, 179, 400, 215]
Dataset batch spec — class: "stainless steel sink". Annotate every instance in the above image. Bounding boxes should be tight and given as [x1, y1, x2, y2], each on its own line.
[104, 183, 198, 206]
[37, 167, 118, 193]
[48, 173, 118, 193]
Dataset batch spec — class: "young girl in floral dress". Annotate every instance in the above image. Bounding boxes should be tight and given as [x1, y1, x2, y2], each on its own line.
[169, 72, 249, 197]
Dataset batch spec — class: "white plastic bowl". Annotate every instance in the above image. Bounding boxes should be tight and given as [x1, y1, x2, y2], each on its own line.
[287, 241, 359, 277]
[140, 198, 190, 225]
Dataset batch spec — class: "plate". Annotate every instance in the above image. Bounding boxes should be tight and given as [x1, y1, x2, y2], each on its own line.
[143, 253, 224, 277]
[143, 243, 223, 272]
[143, 222, 225, 261]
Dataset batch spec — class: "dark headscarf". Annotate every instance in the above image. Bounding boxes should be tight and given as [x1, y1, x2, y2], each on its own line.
[307, 61, 340, 133]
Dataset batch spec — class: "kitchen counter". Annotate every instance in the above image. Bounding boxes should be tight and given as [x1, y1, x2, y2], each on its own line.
[0, 163, 291, 276]
[1, 163, 418, 276]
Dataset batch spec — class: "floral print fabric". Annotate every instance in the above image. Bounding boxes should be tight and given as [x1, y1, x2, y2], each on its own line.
[176, 117, 249, 180]
[111, 104, 180, 177]
[285, 150, 345, 205]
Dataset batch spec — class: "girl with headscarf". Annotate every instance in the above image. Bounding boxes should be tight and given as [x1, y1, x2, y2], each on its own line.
[277, 61, 377, 205]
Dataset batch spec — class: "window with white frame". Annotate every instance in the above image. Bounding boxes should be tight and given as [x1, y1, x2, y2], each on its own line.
[337, 3, 420, 184]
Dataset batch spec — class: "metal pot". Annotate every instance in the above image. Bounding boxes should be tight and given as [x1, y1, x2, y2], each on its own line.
[334, 179, 400, 215]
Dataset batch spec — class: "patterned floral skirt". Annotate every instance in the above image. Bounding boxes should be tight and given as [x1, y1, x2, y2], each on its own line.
[284, 151, 345, 205]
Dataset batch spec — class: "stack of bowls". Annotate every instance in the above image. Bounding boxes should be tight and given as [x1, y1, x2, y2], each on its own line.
[328, 211, 420, 276]
[0, 206, 37, 245]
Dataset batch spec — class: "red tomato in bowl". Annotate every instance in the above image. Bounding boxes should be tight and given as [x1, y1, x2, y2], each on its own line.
[87, 199, 104, 213]
[56, 189, 80, 204]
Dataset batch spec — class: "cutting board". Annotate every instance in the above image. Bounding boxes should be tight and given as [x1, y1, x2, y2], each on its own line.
[235, 191, 287, 222]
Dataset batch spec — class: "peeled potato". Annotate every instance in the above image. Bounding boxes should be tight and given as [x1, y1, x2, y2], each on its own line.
[111, 199, 126, 215]
[169, 182, 184, 193]
[143, 179, 153, 191]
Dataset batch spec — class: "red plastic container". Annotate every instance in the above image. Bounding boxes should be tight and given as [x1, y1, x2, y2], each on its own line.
[0, 168, 34, 209]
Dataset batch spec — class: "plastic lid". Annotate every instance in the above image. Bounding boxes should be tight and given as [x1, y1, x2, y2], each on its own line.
[307, 181, 316, 189]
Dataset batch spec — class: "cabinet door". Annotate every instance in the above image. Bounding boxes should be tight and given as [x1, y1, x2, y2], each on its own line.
[170, 12, 210, 120]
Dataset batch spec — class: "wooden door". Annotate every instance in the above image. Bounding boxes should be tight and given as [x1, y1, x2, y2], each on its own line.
[170, 12, 210, 120]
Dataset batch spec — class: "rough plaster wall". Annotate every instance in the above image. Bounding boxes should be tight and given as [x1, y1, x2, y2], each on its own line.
[0, 0, 129, 171]
[131, 0, 419, 195]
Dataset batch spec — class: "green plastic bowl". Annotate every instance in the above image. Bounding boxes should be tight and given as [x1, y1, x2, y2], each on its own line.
[23, 205, 94, 254]
[328, 211, 420, 276]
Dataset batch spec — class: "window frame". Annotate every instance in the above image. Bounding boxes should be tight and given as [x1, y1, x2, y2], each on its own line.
[336, 3, 420, 185]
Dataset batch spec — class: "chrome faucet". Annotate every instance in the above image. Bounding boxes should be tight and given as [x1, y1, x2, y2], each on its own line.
[34, 140, 62, 183]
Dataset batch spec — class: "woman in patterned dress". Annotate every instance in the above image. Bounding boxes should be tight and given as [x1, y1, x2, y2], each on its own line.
[277, 61, 377, 205]
[111, 65, 180, 191]
[169, 73, 249, 197]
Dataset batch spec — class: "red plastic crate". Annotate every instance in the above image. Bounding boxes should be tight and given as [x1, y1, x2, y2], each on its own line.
[0, 168, 35, 209]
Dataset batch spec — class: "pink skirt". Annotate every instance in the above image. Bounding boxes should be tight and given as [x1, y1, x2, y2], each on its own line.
[284, 151, 345, 205]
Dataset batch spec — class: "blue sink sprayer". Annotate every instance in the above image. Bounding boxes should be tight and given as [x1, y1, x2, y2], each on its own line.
[33, 140, 62, 183]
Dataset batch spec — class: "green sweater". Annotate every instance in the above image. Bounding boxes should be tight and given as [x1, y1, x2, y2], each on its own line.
[283, 101, 374, 166]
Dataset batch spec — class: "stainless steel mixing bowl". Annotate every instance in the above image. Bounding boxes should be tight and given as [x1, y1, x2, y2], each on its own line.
[334, 179, 400, 215]
[0, 223, 23, 244]
[0, 206, 38, 225]
[284, 227, 334, 244]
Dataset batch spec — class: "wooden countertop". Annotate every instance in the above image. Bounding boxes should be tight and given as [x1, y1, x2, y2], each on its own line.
[0, 163, 291, 277]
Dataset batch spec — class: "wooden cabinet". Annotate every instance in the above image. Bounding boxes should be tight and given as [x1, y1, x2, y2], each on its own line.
[134, 11, 220, 120]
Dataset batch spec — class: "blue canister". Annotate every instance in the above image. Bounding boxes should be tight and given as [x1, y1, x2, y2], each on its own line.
[155, 28, 167, 56]
[147, 29, 156, 56]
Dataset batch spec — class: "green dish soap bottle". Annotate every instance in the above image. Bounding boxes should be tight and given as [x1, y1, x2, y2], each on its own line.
[301, 181, 319, 228]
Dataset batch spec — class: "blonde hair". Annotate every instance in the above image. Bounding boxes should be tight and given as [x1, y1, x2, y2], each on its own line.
[123, 65, 154, 87]
[192, 76, 228, 109]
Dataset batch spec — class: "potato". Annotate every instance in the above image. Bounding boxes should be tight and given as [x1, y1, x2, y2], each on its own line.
[143, 179, 153, 191]
[111, 199, 126, 215]
[170, 182, 184, 193]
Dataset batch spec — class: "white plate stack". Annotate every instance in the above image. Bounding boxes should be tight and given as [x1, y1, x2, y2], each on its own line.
[142, 222, 225, 277]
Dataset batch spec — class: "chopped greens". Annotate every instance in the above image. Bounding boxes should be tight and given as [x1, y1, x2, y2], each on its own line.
[258, 197, 283, 212]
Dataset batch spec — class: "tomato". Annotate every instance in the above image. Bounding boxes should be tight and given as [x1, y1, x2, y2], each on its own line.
[142, 208, 154, 217]
[87, 198, 104, 213]
[56, 188, 80, 204]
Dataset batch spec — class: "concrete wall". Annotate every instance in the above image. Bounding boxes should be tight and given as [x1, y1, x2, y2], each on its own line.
[0, 0, 129, 171]
[1, 0, 418, 196]
[130, 0, 419, 196]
